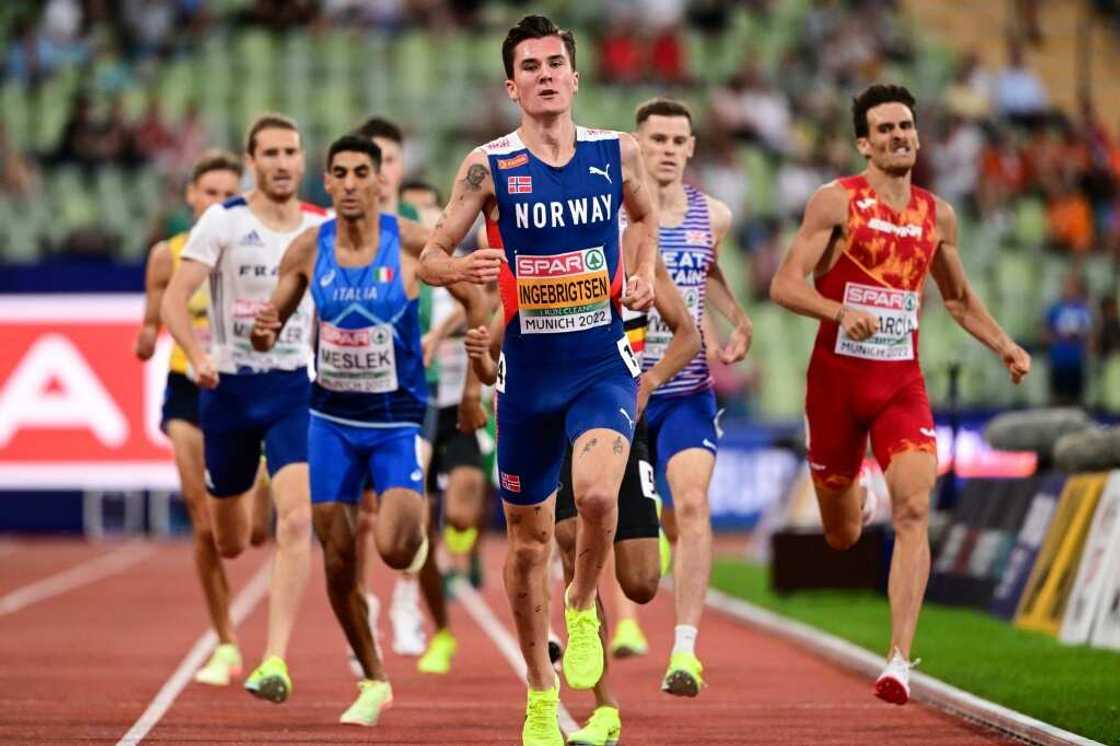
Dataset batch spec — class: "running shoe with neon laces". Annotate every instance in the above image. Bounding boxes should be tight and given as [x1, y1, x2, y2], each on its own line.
[244, 656, 291, 703]
[609, 618, 649, 659]
[874, 649, 919, 705]
[417, 628, 457, 674]
[567, 705, 621, 746]
[522, 678, 564, 746]
[562, 586, 604, 690]
[194, 643, 241, 686]
[390, 578, 427, 656]
[661, 652, 704, 697]
[443, 524, 478, 555]
[339, 679, 393, 726]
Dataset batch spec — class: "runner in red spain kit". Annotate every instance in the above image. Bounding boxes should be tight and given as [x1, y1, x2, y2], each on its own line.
[770, 84, 1030, 705]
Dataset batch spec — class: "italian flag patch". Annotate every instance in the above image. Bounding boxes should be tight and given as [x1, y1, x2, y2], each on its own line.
[377, 267, 394, 283]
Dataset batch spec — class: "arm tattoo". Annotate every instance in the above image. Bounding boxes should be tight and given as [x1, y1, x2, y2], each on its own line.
[612, 436, 624, 455]
[464, 164, 489, 191]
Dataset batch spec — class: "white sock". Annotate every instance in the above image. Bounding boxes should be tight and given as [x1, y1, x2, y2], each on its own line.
[672, 625, 698, 656]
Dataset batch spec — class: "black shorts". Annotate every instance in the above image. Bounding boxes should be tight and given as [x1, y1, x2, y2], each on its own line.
[425, 405, 484, 494]
[161, 371, 199, 431]
[556, 418, 660, 543]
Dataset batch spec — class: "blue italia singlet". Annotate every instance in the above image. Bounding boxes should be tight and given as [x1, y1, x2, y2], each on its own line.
[309, 215, 427, 427]
[643, 184, 715, 396]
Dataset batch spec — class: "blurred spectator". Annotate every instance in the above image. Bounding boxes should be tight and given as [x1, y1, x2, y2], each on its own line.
[649, 25, 688, 84]
[0, 123, 41, 199]
[165, 102, 208, 176]
[53, 94, 134, 168]
[932, 115, 984, 212]
[710, 66, 792, 155]
[5, 12, 88, 85]
[132, 96, 177, 166]
[598, 16, 644, 84]
[1042, 274, 1094, 405]
[1097, 295, 1120, 359]
[120, 0, 178, 58]
[942, 53, 992, 121]
[994, 42, 1048, 125]
[977, 126, 1028, 215]
[236, 0, 319, 30]
[1046, 174, 1094, 253]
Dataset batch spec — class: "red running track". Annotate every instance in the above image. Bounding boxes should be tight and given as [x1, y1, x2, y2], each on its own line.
[0, 537, 1012, 744]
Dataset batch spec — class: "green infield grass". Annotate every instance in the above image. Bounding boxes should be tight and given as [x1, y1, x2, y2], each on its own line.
[710, 558, 1120, 745]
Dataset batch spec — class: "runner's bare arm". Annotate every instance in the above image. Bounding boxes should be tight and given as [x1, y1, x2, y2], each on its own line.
[161, 257, 213, 382]
[419, 150, 503, 286]
[639, 255, 701, 415]
[446, 280, 490, 431]
[770, 183, 878, 340]
[931, 198, 1031, 383]
[135, 240, 171, 360]
[465, 312, 505, 385]
[252, 227, 316, 352]
[619, 133, 656, 310]
[398, 216, 429, 259]
[704, 196, 753, 363]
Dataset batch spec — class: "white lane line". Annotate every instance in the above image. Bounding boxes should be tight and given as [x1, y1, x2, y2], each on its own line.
[705, 587, 1102, 746]
[450, 577, 580, 735]
[116, 558, 272, 746]
[0, 542, 155, 616]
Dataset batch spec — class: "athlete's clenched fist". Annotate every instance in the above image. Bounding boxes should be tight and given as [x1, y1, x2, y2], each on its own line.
[458, 249, 504, 284]
[251, 302, 281, 352]
[622, 272, 655, 312]
[838, 306, 879, 342]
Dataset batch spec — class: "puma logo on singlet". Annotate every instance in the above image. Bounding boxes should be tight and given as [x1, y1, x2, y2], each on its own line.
[589, 164, 612, 184]
[856, 197, 876, 211]
[920, 427, 937, 439]
[618, 407, 634, 430]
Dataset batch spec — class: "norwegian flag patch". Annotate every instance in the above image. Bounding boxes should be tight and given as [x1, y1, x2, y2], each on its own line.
[507, 176, 533, 194]
[500, 471, 522, 493]
[686, 230, 709, 245]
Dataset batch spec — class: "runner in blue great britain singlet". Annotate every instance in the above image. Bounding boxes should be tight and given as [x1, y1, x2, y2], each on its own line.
[483, 127, 641, 504]
[307, 216, 428, 505]
[642, 184, 721, 505]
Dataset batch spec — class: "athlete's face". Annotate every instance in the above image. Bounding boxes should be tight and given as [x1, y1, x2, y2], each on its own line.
[373, 136, 404, 207]
[636, 114, 695, 186]
[186, 168, 240, 220]
[857, 103, 919, 176]
[248, 127, 305, 201]
[505, 36, 578, 117]
[325, 150, 381, 220]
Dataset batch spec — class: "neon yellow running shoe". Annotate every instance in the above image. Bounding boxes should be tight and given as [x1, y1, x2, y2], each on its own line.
[417, 628, 457, 674]
[562, 586, 603, 690]
[443, 525, 478, 555]
[194, 643, 242, 686]
[567, 705, 621, 746]
[660, 652, 704, 698]
[339, 679, 393, 726]
[244, 656, 291, 704]
[609, 618, 648, 659]
[522, 679, 564, 746]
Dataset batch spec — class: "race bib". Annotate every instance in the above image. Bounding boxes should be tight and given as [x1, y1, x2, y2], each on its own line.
[515, 247, 611, 334]
[317, 322, 398, 394]
[835, 282, 919, 361]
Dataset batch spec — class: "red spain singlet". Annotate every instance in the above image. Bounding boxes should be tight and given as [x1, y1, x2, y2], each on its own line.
[804, 174, 940, 490]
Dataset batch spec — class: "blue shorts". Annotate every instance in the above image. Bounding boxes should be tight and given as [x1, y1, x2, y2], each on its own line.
[496, 353, 637, 505]
[199, 369, 310, 498]
[308, 414, 424, 504]
[645, 388, 721, 508]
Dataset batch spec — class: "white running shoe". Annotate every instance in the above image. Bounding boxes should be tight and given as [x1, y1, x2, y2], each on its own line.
[873, 649, 919, 705]
[348, 593, 382, 678]
[390, 578, 426, 656]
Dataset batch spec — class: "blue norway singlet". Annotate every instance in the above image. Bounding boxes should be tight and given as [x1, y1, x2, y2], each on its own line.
[309, 215, 427, 426]
[642, 184, 715, 396]
[483, 127, 628, 369]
